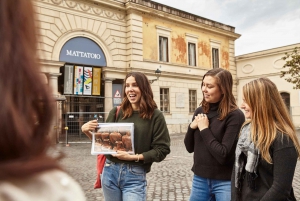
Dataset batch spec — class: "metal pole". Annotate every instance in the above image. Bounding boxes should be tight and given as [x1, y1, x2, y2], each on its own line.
[65, 126, 69, 146]
[65, 114, 69, 147]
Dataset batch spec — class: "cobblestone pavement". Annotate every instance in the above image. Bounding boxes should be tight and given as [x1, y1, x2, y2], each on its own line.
[58, 133, 300, 201]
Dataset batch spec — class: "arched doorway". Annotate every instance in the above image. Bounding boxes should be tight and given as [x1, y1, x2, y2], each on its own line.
[280, 92, 290, 112]
[58, 37, 107, 143]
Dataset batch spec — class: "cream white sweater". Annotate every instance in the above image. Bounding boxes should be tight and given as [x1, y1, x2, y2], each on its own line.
[0, 170, 86, 201]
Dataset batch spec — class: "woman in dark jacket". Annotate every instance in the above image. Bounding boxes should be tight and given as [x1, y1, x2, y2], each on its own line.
[231, 78, 300, 201]
[185, 68, 245, 201]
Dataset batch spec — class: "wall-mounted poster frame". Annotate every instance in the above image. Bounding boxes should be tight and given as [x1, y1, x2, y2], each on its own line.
[62, 64, 102, 96]
[74, 66, 83, 95]
[83, 66, 93, 95]
[92, 68, 101, 96]
[63, 64, 74, 94]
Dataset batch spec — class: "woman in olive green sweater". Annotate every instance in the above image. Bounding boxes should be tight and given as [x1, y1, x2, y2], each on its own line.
[82, 72, 170, 201]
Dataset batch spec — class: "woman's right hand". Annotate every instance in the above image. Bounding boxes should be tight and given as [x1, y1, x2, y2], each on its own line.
[81, 120, 98, 133]
[190, 113, 209, 130]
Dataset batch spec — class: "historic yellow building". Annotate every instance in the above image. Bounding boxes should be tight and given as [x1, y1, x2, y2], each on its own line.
[34, 0, 240, 142]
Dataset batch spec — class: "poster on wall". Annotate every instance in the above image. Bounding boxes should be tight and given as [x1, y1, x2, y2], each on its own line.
[63, 64, 74, 94]
[83, 67, 93, 95]
[92, 68, 101, 96]
[74, 66, 83, 95]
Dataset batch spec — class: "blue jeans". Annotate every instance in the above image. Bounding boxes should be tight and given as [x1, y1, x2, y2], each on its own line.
[189, 175, 231, 201]
[102, 159, 147, 201]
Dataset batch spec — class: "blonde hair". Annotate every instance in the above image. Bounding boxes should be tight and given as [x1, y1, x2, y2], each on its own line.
[243, 77, 300, 163]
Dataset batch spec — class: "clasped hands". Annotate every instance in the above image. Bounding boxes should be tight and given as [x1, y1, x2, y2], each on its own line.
[190, 113, 209, 131]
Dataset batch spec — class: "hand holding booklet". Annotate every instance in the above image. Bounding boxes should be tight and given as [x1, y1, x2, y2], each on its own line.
[91, 123, 135, 155]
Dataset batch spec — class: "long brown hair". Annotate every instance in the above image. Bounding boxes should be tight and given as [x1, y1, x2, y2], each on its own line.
[0, 0, 61, 179]
[121, 72, 157, 119]
[243, 78, 300, 163]
[201, 68, 238, 120]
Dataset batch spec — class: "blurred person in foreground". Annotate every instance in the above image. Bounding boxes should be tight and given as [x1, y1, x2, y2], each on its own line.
[185, 68, 245, 201]
[0, 0, 85, 200]
[231, 78, 300, 201]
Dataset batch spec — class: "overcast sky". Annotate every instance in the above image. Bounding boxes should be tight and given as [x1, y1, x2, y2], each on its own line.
[153, 0, 300, 56]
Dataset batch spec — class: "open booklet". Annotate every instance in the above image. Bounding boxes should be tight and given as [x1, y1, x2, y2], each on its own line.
[91, 123, 135, 155]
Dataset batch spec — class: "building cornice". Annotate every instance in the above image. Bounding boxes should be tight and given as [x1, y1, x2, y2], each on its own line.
[125, 0, 240, 39]
[36, 0, 240, 39]
[40, 59, 65, 68]
[235, 43, 300, 61]
[102, 65, 206, 81]
[35, 0, 126, 22]
[237, 72, 282, 81]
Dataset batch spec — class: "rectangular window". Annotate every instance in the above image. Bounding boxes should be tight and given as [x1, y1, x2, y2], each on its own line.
[159, 36, 168, 62]
[212, 48, 219, 68]
[160, 88, 170, 112]
[189, 90, 197, 113]
[188, 43, 196, 66]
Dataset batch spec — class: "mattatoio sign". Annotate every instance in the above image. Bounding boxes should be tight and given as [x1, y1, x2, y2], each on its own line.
[59, 37, 107, 66]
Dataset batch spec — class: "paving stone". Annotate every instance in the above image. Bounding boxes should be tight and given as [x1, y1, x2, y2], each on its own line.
[58, 132, 300, 201]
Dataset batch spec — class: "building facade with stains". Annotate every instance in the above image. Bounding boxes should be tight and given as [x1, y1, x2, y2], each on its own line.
[236, 43, 300, 128]
[34, 0, 240, 142]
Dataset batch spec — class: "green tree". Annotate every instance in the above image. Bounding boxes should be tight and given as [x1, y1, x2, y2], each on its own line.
[280, 47, 300, 89]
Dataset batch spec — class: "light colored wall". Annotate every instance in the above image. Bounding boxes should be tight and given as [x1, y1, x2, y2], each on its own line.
[34, 0, 240, 134]
[142, 15, 231, 69]
[35, 0, 128, 72]
[150, 76, 204, 134]
[236, 43, 300, 128]
[140, 11, 239, 132]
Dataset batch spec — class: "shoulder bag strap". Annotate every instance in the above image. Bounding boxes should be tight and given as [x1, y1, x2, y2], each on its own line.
[115, 106, 121, 122]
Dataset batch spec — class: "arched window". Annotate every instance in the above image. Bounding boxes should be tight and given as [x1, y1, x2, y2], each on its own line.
[280, 92, 290, 112]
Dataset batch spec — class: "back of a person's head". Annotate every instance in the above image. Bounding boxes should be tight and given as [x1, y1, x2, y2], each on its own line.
[0, 0, 60, 179]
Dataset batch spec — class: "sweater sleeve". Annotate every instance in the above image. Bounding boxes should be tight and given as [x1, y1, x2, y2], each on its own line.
[260, 136, 298, 201]
[184, 108, 201, 153]
[142, 111, 171, 163]
[199, 109, 245, 164]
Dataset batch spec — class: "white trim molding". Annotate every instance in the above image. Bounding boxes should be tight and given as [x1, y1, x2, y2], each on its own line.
[186, 33, 199, 67]
[156, 25, 172, 63]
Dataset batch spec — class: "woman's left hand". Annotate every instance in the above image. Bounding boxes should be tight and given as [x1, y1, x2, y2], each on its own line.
[112, 151, 133, 161]
[195, 113, 209, 131]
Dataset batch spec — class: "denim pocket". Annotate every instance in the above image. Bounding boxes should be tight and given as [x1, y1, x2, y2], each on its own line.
[129, 165, 145, 176]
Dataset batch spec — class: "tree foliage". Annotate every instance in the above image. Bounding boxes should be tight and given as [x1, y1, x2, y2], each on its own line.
[280, 47, 300, 89]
